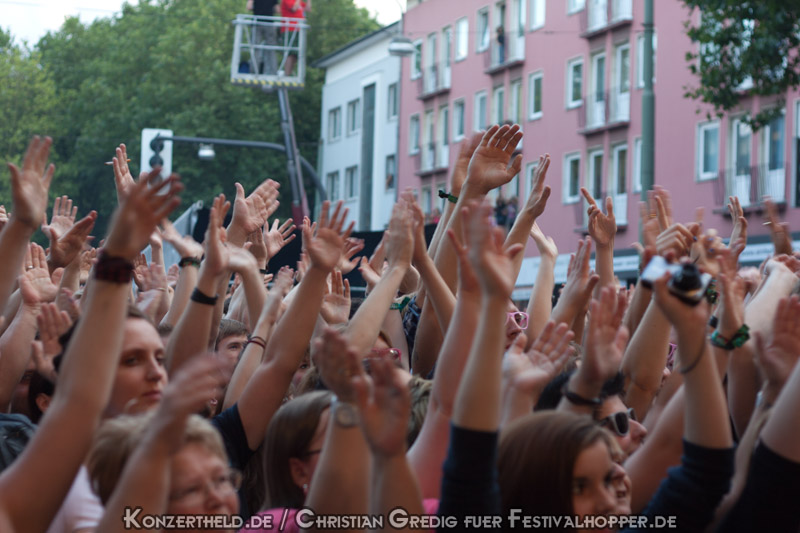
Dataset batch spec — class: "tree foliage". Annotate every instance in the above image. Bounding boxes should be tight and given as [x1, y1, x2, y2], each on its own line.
[683, 0, 800, 130]
[0, 0, 378, 236]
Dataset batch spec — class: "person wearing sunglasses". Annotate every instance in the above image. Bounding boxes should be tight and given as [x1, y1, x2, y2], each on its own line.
[593, 376, 647, 458]
[504, 307, 528, 350]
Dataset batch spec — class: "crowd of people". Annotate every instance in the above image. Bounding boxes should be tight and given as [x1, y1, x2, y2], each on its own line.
[0, 124, 799, 533]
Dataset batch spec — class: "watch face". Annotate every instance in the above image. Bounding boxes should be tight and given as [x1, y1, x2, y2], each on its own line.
[335, 402, 359, 427]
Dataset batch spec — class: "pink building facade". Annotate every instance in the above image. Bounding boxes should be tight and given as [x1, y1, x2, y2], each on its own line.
[397, 0, 800, 286]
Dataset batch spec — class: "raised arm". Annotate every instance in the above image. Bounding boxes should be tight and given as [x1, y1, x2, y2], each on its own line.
[0, 165, 181, 532]
[581, 187, 617, 293]
[524, 222, 557, 345]
[159, 218, 204, 327]
[504, 154, 551, 282]
[236, 201, 351, 450]
[0, 136, 54, 311]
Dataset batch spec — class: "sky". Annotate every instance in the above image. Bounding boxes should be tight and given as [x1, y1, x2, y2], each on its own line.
[1, 0, 406, 45]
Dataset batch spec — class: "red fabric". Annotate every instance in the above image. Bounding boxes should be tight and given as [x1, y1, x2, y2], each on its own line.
[280, 0, 306, 32]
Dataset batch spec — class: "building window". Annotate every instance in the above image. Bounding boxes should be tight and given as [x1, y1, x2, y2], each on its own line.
[528, 71, 543, 120]
[568, 0, 585, 14]
[412, 40, 423, 80]
[566, 57, 583, 108]
[326, 171, 340, 202]
[531, 0, 545, 29]
[493, 86, 505, 125]
[633, 137, 642, 192]
[454, 99, 466, 140]
[456, 17, 469, 60]
[474, 91, 488, 131]
[696, 121, 719, 181]
[509, 78, 523, 124]
[764, 113, 785, 173]
[387, 83, 398, 119]
[344, 166, 359, 198]
[422, 186, 432, 214]
[477, 8, 490, 52]
[346, 99, 360, 135]
[385, 155, 396, 190]
[612, 144, 627, 194]
[563, 153, 581, 203]
[732, 118, 751, 176]
[328, 107, 341, 142]
[409, 114, 420, 154]
[636, 32, 657, 88]
[588, 149, 603, 200]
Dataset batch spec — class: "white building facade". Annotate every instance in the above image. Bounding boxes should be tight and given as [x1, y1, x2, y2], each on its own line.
[315, 22, 401, 231]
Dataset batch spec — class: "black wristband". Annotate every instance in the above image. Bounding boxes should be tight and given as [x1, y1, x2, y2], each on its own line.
[93, 251, 134, 284]
[190, 287, 219, 306]
[260, 268, 269, 275]
[179, 257, 201, 268]
[561, 383, 602, 407]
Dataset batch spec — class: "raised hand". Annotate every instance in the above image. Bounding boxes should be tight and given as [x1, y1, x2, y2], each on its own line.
[462, 199, 524, 296]
[714, 247, 746, 341]
[226, 244, 259, 274]
[764, 196, 793, 255]
[152, 355, 232, 454]
[450, 132, 482, 196]
[264, 218, 297, 260]
[353, 355, 411, 458]
[384, 202, 414, 269]
[246, 229, 268, 268]
[524, 154, 552, 219]
[581, 187, 617, 247]
[313, 326, 362, 403]
[728, 196, 747, 246]
[201, 194, 232, 278]
[529, 222, 557, 260]
[231, 180, 280, 236]
[47, 211, 97, 269]
[0, 205, 7, 231]
[37, 302, 73, 360]
[20, 243, 60, 305]
[651, 266, 711, 336]
[503, 321, 573, 396]
[337, 237, 364, 275]
[112, 143, 136, 204]
[579, 287, 629, 386]
[464, 124, 523, 195]
[78, 247, 97, 285]
[41, 195, 78, 241]
[104, 168, 183, 261]
[552, 238, 599, 323]
[754, 296, 800, 397]
[358, 255, 384, 291]
[321, 270, 351, 325]
[7, 135, 55, 230]
[160, 218, 203, 260]
[304, 200, 353, 273]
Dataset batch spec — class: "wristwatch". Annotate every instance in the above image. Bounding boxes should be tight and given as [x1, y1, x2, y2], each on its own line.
[332, 397, 359, 428]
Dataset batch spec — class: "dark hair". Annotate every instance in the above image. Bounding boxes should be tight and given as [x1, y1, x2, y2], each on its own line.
[27, 371, 55, 424]
[498, 411, 614, 520]
[263, 391, 333, 509]
[215, 319, 249, 351]
[59, 305, 152, 351]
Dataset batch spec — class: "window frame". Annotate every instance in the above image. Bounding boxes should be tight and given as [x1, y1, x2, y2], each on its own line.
[409, 114, 421, 155]
[696, 120, 720, 182]
[476, 7, 491, 53]
[566, 56, 584, 109]
[474, 90, 488, 132]
[328, 107, 342, 142]
[345, 165, 359, 199]
[411, 39, 423, 80]
[326, 170, 340, 202]
[528, 70, 543, 120]
[453, 99, 466, 141]
[633, 136, 642, 193]
[455, 17, 469, 61]
[567, 0, 585, 14]
[387, 83, 398, 120]
[636, 32, 657, 89]
[563, 152, 582, 204]
[530, 0, 546, 30]
[346, 99, 361, 136]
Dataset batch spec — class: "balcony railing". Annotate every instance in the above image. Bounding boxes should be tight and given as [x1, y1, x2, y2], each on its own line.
[580, 0, 633, 37]
[230, 14, 308, 88]
[485, 30, 525, 73]
[578, 86, 630, 133]
[712, 163, 787, 208]
[418, 62, 451, 99]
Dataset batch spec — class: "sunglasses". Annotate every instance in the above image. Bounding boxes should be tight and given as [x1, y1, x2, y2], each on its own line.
[506, 311, 529, 330]
[599, 407, 636, 437]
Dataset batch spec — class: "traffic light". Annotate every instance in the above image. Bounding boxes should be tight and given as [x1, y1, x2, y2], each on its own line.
[140, 128, 173, 184]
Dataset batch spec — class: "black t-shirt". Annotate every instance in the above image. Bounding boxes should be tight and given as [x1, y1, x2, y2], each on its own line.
[253, 0, 278, 16]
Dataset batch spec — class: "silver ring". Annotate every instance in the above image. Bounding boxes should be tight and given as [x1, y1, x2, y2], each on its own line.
[26, 265, 34, 270]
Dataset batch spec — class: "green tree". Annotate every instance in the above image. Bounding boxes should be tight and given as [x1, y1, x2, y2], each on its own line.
[0, 29, 57, 204]
[683, 1, 800, 130]
[1, 0, 378, 236]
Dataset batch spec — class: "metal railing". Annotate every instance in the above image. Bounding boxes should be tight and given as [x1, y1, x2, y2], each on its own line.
[712, 163, 787, 207]
[419, 62, 451, 98]
[230, 14, 308, 88]
[578, 86, 629, 131]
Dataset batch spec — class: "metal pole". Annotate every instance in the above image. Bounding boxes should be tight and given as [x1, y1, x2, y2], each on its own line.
[154, 133, 326, 203]
[641, 0, 655, 209]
